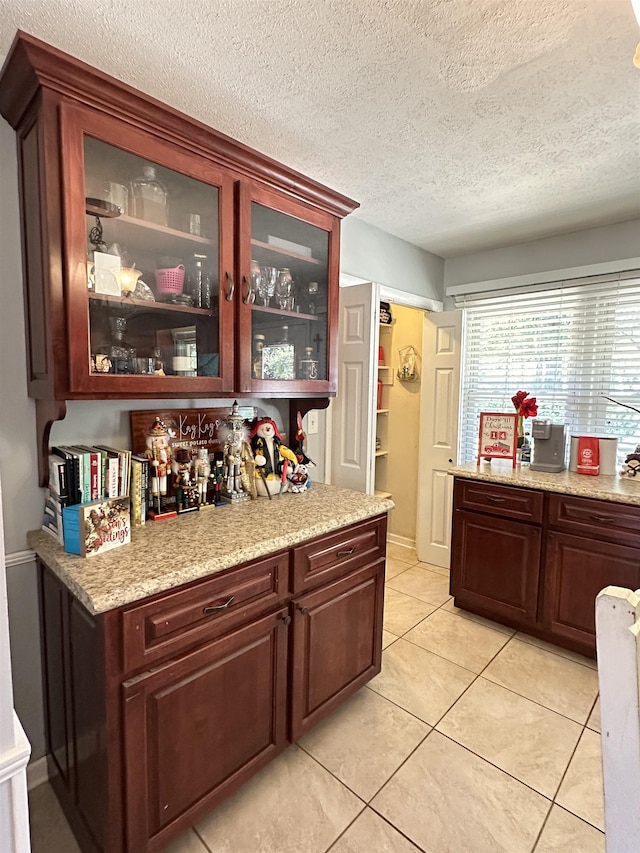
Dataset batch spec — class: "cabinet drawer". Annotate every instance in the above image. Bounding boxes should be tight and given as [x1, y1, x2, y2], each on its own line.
[548, 494, 640, 547]
[291, 515, 387, 595]
[455, 479, 544, 523]
[122, 551, 289, 672]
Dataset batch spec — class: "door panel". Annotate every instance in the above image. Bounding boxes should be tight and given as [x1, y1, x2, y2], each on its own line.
[290, 561, 384, 740]
[544, 532, 640, 654]
[451, 510, 541, 627]
[417, 310, 462, 567]
[122, 608, 288, 851]
[330, 282, 376, 493]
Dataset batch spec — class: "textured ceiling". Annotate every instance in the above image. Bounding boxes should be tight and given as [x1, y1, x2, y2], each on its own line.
[0, 0, 638, 257]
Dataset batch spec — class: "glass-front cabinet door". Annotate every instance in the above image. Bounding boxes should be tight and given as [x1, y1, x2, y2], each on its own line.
[61, 105, 235, 396]
[237, 183, 339, 396]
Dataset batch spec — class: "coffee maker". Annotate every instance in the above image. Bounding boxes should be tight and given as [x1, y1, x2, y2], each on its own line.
[529, 419, 567, 473]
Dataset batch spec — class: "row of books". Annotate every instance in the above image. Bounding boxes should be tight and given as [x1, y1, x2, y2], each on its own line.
[42, 446, 149, 547]
[49, 445, 132, 507]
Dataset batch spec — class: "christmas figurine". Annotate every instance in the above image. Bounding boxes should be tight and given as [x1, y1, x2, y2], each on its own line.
[145, 416, 176, 519]
[220, 402, 255, 502]
[194, 448, 211, 505]
[249, 417, 297, 496]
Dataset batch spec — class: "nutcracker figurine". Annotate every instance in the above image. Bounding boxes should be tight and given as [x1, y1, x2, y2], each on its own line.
[220, 402, 256, 502]
[145, 416, 177, 519]
[194, 448, 211, 505]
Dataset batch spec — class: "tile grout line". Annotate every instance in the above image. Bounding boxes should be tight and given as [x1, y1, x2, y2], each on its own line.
[374, 614, 604, 832]
[385, 587, 599, 727]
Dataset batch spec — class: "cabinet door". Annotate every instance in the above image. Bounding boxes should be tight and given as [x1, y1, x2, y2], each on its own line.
[60, 103, 236, 396]
[451, 509, 541, 628]
[290, 561, 384, 741]
[122, 608, 289, 852]
[236, 182, 340, 396]
[543, 531, 640, 655]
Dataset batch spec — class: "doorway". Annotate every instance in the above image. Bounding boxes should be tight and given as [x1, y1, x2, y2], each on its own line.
[376, 301, 424, 549]
[330, 280, 446, 556]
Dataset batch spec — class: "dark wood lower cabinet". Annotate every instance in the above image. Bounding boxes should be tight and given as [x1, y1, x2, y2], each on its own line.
[38, 514, 387, 853]
[451, 510, 541, 628]
[451, 478, 640, 658]
[542, 531, 640, 652]
[122, 608, 289, 852]
[290, 560, 384, 740]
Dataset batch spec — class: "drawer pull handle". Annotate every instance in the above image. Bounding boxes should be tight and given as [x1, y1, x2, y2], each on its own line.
[203, 596, 235, 615]
[337, 548, 355, 558]
[589, 514, 614, 523]
[487, 497, 506, 504]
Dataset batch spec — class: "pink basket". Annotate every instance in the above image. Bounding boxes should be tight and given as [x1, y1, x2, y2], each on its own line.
[155, 264, 185, 294]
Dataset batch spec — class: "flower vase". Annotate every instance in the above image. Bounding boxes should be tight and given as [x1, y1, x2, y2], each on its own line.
[517, 414, 524, 448]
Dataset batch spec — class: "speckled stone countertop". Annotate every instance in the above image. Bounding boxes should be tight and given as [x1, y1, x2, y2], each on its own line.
[27, 483, 394, 616]
[449, 461, 640, 506]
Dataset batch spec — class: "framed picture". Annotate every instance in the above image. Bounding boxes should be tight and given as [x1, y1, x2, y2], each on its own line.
[477, 412, 518, 467]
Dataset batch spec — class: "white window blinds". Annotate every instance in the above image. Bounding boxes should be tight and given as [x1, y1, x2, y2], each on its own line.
[457, 272, 640, 463]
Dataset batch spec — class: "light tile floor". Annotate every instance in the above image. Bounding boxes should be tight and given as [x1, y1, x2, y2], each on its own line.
[28, 544, 605, 853]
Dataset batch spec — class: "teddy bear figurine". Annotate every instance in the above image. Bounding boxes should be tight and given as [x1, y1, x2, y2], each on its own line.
[620, 445, 640, 477]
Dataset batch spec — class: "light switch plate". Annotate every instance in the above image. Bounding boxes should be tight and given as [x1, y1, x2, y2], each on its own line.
[307, 411, 318, 434]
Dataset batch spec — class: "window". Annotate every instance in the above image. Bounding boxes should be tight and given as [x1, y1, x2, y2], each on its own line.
[457, 272, 640, 463]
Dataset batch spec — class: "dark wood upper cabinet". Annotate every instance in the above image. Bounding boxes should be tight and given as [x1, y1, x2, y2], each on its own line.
[0, 32, 358, 477]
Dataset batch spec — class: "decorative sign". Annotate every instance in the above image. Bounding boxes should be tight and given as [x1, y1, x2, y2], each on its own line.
[129, 407, 257, 456]
[477, 412, 518, 467]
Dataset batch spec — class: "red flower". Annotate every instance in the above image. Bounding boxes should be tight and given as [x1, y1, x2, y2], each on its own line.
[512, 390, 538, 419]
[511, 390, 528, 409]
[519, 397, 538, 418]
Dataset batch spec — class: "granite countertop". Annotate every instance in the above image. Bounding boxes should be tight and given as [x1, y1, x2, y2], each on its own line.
[27, 483, 394, 616]
[449, 460, 640, 506]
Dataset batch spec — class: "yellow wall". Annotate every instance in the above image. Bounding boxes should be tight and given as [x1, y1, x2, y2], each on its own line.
[376, 303, 423, 543]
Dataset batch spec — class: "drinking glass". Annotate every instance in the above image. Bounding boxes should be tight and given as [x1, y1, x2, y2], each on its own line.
[257, 266, 277, 307]
[275, 268, 293, 310]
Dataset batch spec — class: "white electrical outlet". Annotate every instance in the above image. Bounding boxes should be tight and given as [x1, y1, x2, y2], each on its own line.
[307, 411, 318, 435]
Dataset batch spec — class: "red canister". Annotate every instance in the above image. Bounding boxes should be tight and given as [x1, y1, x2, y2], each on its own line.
[377, 379, 383, 410]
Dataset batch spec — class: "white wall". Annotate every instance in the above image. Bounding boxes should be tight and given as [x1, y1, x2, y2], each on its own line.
[341, 216, 444, 301]
[444, 219, 640, 292]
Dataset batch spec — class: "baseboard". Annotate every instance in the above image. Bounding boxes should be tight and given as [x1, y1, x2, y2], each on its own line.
[26, 755, 49, 791]
[386, 533, 416, 550]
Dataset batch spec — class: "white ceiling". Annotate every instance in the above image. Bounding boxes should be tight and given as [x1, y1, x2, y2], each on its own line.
[0, 0, 639, 257]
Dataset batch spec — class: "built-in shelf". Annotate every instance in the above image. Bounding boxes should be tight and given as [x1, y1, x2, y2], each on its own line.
[377, 364, 391, 370]
[374, 489, 392, 500]
[376, 408, 389, 415]
[375, 450, 388, 458]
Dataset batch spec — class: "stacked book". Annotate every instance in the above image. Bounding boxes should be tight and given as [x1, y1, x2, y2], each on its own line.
[42, 445, 147, 547]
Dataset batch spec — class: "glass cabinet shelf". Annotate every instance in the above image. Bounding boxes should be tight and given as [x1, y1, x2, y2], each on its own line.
[250, 238, 322, 266]
[88, 292, 214, 317]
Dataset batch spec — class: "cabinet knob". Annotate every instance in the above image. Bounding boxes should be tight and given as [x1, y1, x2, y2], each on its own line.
[337, 547, 355, 558]
[203, 596, 235, 615]
[298, 605, 309, 615]
[280, 614, 292, 625]
[225, 271, 235, 301]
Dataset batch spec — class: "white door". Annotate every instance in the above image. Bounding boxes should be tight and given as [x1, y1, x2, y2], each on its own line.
[330, 282, 377, 493]
[416, 310, 463, 567]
